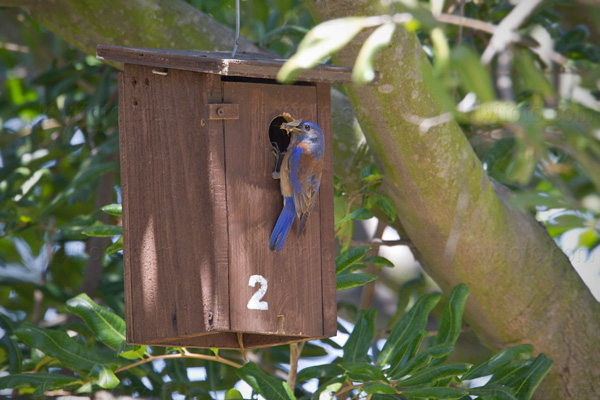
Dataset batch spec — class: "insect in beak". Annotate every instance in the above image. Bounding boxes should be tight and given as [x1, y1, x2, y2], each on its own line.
[280, 119, 302, 135]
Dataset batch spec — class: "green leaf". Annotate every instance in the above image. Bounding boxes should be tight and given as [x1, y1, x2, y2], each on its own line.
[43, 161, 117, 214]
[365, 193, 397, 222]
[451, 46, 495, 102]
[278, 17, 367, 83]
[101, 204, 122, 216]
[106, 237, 123, 256]
[15, 322, 118, 371]
[362, 382, 396, 395]
[339, 362, 387, 382]
[66, 293, 125, 350]
[0, 314, 22, 373]
[360, 165, 383, 183]
[396, 363, 471, 386]
[469, 385, 516, 400]
[334, 196, 354, 246]
[364, 256, 394, 267]
[297, 364, 343, 382]
[314, 377, 344, 399]
[389, 344, 454, 380]
[282, 382, 295, 400]
[514, 50, 555, 98]
[463, 344, 533, 380]
[336, 273, 378, 291]
[387, 331, 426, 378]
[483, 137, 516, 177]
[335, 208, 373, 228]
[225, 389, 244, 399]
[501, 354, 553, 400]
[0, 373, 79, 395]
[237, 362, 294, 400]
[352, 22, 396, 84]
[343, 308, 376, 362]
[92, 365, 120, 389]
[428, 284, 469, 351]
[469, 101, 519, 125]
[400, 386, 466, 399]
[116, 340, 147, 360]
[578, 229, 599, 249]
[336, 246, 370, 273]
[82, 224, 122, 237]
[378, 293, 441, 366]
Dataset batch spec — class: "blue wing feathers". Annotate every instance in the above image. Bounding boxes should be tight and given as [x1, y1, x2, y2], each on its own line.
[288, 146, 303, 193]
[269, 197, 296, 251]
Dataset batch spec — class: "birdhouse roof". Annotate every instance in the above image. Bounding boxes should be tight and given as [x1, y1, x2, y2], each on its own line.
[97, 45, 366, 85]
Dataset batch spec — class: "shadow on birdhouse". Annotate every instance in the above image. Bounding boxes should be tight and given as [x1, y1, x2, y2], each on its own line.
[97, 45, 362, 349]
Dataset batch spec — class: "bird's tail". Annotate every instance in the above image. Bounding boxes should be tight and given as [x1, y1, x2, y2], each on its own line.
[269, 198, 295, 251]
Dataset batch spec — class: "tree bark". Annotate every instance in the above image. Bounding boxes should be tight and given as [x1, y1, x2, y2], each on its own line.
[4, 0, 599, 398]
[309, 1, 600, 398]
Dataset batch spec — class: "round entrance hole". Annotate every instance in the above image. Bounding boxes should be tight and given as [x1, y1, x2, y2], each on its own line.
[269, 115, 290, 155]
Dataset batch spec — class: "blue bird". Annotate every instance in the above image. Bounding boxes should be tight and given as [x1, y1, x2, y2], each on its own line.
[269, 121, 324, 251]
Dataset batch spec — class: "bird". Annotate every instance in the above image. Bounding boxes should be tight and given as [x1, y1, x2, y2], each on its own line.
[269, 120, 324, 251]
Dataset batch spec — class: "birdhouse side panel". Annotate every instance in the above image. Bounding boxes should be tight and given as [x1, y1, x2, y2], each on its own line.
[316, 83, 337, 337]
[222, 82, 325, 338]
[119, 65, 227, 343]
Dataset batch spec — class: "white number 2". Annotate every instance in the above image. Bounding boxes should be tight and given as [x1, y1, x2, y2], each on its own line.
[247, 275, 269, 311]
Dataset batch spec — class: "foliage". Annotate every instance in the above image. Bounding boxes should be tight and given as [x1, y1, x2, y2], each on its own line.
[0, 284, 552, 398]
[279, 0, 600, 255]
[2, 0, 598, 397]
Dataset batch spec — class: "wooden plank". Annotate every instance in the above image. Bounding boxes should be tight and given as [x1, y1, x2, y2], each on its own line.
[316, 83, 338, 337]
[208, 103, 239, 120]
[142, 332, 316, 349]
[207, 78, 231, 332]
[223, 81, 324, 338]
[97, 45, 373, 84]
[120, 65, 224, 343]
[119, 71, 135, 342]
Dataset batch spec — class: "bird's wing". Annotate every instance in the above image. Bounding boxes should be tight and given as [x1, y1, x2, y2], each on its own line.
[288, 143, 323, 236]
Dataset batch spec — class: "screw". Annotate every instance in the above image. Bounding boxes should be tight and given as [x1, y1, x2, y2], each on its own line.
[216, 108, 225, 117]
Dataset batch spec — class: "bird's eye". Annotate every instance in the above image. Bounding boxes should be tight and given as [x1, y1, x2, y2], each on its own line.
[304, 124, 310, 131]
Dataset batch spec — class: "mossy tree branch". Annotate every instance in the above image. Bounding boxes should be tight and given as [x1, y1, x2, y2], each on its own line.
[309, 1, 600, 399]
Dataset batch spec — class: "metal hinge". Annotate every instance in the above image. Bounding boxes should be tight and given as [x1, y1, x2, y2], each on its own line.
[208, 104, 239, 120]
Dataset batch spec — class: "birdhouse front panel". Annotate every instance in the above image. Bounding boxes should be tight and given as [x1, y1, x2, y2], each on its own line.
[221, 82, 323, 338]
[99, 45, 350, 349]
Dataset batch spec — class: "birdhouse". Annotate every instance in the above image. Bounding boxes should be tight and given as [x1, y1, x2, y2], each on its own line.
[97, 45, 356, 349]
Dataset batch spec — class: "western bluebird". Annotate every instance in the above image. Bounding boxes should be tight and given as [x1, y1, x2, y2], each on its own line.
[269, 121, 324, 251]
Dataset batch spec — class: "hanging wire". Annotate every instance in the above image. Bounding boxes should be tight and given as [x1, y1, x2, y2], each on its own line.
[231, 0, 240, 58]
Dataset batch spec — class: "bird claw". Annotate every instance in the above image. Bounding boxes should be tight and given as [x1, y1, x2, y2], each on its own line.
[271, 142, 282, 179]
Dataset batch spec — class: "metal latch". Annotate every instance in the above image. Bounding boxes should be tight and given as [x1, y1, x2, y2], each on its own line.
[208, 104, 239, 120]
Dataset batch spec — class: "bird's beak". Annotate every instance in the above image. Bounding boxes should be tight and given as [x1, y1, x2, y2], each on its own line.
[281, 119, 302, 134]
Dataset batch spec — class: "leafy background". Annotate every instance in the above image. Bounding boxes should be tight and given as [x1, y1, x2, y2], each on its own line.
[0, 0, 599, 398]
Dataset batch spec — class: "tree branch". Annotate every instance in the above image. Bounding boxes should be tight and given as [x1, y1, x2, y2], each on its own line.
[309, 1, 600, 399]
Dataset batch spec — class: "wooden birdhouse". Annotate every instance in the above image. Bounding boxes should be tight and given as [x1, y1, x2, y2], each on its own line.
[97, 45, 356, 349]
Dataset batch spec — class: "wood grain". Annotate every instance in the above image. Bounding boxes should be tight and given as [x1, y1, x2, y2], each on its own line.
[120, 65, 224, 343]
[120, 65, 337, 347]
[223, 81, 324, 338]
[207, 79, 231, 332]
[97, 45, 372, 84]
[316, 83, 338, 337]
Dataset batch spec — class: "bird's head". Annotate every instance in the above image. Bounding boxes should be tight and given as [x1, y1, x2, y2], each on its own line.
[281, 120, 323, 141]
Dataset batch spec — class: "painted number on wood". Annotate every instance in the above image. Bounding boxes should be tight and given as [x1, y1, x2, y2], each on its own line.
[247, 275, 268, 311]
